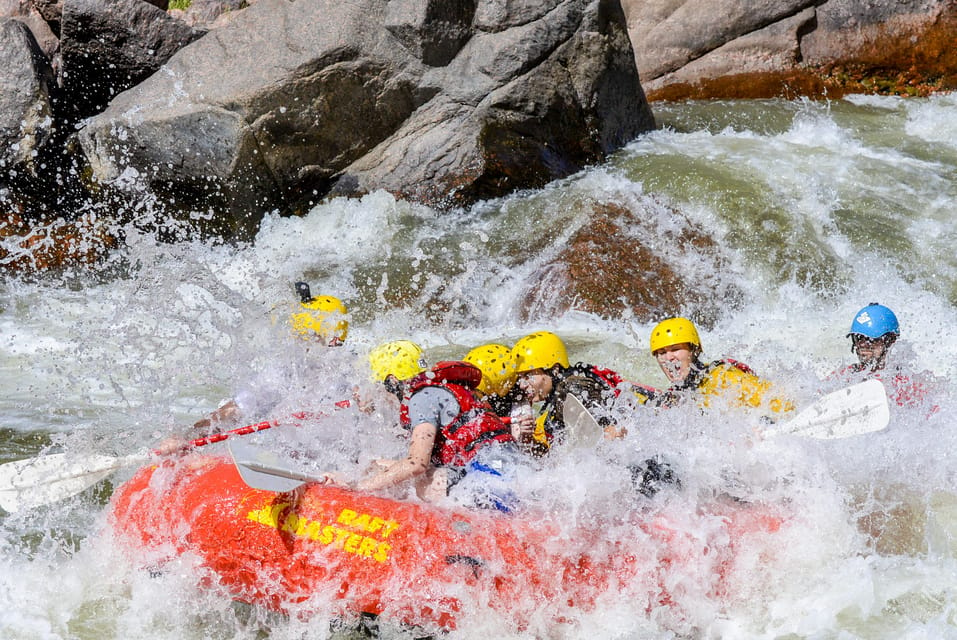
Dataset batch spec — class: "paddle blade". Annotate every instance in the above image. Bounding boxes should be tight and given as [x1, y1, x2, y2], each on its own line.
[228, 440, 318, 493]
[0, 452, 148, 513]
[561, 395, 602, 449]
[780, 379, 890, 439]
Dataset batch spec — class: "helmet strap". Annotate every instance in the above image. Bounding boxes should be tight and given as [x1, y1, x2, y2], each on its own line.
[295, 281, 314, 303]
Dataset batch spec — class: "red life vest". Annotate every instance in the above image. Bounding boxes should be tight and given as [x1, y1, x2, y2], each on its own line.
[835, 365, 933, 410]
[399, 361, 514, 467]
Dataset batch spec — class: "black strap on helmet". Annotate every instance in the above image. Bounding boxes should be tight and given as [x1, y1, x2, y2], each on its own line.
[295, 281, 313, 303]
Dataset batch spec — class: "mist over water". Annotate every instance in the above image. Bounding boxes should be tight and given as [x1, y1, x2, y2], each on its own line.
[2, 93, 957, 638]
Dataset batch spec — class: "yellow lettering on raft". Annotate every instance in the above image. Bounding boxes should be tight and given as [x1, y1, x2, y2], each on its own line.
[245, 503, 401, 564]
[246, 503, 291, 528]
[335, 508, 400, 538]
[356, 536, 378, 558]
[337, 508, 358, 526]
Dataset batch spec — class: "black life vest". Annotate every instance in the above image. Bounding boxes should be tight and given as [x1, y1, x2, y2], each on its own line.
[538, 363, 635, 444]
[399, 361, 514, 467]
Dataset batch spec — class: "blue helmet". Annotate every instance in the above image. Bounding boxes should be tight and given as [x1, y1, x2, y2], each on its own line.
[848, 303, 900, 339]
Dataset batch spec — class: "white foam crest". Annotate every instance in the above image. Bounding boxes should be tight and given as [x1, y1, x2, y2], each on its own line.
[903, 92, 957, 148]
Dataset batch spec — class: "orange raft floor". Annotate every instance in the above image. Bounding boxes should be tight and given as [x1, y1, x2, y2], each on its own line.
[108, 455, 786, 631]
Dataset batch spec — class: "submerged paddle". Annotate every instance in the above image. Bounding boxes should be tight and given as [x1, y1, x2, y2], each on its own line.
[771, 378, 890, 439]
[0, 416, 299, 513]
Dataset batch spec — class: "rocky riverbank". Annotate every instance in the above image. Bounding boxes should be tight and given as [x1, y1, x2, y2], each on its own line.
[2, 0, 651, 251]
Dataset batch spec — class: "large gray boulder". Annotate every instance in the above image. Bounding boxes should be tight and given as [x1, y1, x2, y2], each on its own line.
[0, 18, 54, 180]
[800, 0, 954, 63]
[77, 0, 654, 239]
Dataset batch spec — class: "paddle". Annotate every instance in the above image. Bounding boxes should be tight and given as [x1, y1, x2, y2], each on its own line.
[0, 416, 300, 513]
[562, 379, 890, 443]
[228, 439, 324, 493]
[769, 378, 890, 439]
[561, 395, 603, 449]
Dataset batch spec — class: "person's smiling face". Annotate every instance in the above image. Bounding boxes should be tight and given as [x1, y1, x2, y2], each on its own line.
[654, 343, 696, 384]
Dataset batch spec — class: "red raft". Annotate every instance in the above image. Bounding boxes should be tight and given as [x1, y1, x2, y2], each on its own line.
[108, 455, 786, 632]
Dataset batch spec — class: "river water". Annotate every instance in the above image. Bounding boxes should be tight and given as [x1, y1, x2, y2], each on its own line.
[2, 93, 957, 639]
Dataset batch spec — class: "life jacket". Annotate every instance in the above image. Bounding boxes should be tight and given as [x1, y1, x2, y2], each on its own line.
[660, 358, 793, 413]
[536, 363, 648, 445]
[399, 361, 514, 467]
[835, 365, 934, 411]
[714, 358, 755, 376]
[589, 364, 659, 404]
[661, 358, 754, 395]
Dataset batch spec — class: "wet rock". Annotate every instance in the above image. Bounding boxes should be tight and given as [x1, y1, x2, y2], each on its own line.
[76, 0, 654, 240]
[31, 0, 63, 30]
[641, 8, 816, 99]
[520, 201, 741, 326]
[58, 0, 206, 124]
[170, 0, 252, 30]
[625, 0, 815, 83]
[623, 0, 957, 100]
[0, 208, 117, 271]
[0, 0, 59, 56]
[0, 18, 55, 180]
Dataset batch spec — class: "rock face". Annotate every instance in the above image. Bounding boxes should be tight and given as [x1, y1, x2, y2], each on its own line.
[623, 0, 957, 100]
[0, 18, 55, 180]
[77, 0, 654, 239]
[59, 0, 205, 124]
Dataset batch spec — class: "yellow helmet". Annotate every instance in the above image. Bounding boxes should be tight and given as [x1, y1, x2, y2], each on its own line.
[649, 317, 701, 355]
[512, 331, 569, 372]
[464, 343, 518, 396]
[291, 294, 349, 344]
[368, 340, 427, 382]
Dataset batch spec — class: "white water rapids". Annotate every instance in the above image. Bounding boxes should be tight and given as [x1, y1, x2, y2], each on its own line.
[1, 93, 957, 639]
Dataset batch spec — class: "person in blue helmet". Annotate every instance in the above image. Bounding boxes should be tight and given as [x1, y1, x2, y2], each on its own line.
[835, 303, 935, 410]
[845, 303, 900, 374]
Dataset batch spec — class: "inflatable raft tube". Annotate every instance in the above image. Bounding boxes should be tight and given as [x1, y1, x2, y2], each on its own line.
[108, 455, 785, 631]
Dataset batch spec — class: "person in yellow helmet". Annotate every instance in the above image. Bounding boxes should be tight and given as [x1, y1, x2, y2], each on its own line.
[191, 282, 351, 434]
[649, 317, 793, 415]
[290, 281, 349, 346]
[346, 341, 519, 505]
[156, 282, 355, 456]
[509, 331, 657, 451]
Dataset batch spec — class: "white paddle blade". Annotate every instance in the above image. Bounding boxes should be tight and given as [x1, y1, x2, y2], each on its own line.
[0, 452, 148, 513]
[561, 395, 602, 449]
[780, 379, 890, 439]
[228, 441, 316, 493]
